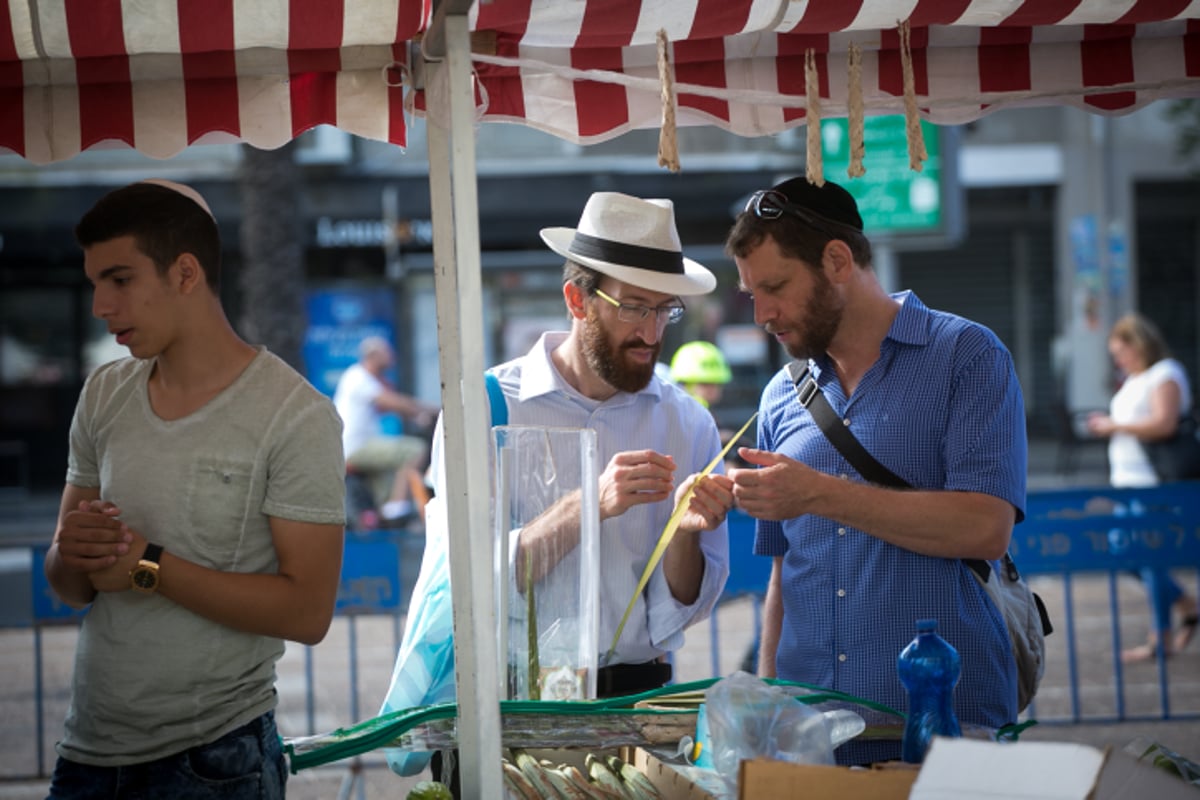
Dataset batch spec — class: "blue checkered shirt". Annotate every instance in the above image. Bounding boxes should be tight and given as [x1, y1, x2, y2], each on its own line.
[753, 291, 1027, 765]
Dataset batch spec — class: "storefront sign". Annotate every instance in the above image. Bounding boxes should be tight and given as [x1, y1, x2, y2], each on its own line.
[316, 217, 432, 248]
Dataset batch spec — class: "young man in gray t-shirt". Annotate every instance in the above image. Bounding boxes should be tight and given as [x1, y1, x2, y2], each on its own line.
[44, 180, 346, 799]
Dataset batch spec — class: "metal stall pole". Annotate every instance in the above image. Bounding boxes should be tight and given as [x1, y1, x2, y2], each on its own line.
[422, 4, 504, 797]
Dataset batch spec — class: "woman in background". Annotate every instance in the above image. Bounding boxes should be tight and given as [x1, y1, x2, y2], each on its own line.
[1088, 312, 1198, 662]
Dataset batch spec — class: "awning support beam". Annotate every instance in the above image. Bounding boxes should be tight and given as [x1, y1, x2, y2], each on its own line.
[424, 7, 503, 800]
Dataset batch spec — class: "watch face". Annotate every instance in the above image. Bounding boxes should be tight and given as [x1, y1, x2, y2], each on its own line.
[132, 565, 159, 592]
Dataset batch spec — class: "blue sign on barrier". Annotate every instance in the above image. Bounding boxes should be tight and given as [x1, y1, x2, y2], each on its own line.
[26, 537, 406, 623]
[1017, 484, 1200, 575]
[30, 545, 89, 625]
[720, 486, 1200, 590]
[336, 535, 403, 614]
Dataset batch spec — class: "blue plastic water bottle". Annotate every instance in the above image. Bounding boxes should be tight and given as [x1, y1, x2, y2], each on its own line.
[898, 618, 962, 763]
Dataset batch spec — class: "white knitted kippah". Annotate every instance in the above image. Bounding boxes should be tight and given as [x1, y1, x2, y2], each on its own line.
[140, 178, 215, 220]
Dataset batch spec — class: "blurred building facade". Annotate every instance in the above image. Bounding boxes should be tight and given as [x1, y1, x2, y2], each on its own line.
[1, 104, 1198, 491]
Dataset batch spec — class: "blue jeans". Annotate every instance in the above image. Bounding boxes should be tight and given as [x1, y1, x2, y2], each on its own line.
[1140, 566, 1184, 635]
[46, 711, 286, 800]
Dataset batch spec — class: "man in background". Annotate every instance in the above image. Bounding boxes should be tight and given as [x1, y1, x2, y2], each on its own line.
[668, 340, 732, 410]
[334, 336, 439, 523]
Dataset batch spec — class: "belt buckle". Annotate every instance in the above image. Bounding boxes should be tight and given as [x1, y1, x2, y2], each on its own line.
[796, 376, 820, 407]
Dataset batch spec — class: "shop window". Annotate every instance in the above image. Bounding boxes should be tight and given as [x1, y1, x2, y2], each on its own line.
[83, 316, 128, 375]
[0, 289, 76, 386]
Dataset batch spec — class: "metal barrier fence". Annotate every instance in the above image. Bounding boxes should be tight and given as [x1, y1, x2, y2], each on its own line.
[7, 482, 1199, 783]
[712, 483, 1200, 726]
[10, 529, 421, 784]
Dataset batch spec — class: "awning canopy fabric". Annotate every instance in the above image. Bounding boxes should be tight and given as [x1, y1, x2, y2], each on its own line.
[3, 1, 1199, 165]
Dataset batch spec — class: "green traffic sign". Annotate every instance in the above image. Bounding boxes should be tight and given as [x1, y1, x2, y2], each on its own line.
[819, 116, 943, 234]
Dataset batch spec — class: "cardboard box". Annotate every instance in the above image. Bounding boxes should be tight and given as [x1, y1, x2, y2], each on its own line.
[911, 737, 1200, 800]
[735, 737, 1200, 800]
[738, 759, 918, 799]
[634, 748, 724, 800]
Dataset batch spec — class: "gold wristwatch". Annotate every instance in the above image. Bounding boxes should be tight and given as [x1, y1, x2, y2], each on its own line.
[129, 543, 164, 593]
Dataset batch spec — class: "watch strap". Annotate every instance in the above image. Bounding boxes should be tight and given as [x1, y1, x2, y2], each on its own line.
[141, 543, 163, 564]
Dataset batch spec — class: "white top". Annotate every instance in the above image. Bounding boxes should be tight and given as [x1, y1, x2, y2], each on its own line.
[332, 362, 385, 457]
[1109, 358, 1193, 487]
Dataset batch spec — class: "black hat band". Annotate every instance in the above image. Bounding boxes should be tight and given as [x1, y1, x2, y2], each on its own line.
[569, 232, 685, 275]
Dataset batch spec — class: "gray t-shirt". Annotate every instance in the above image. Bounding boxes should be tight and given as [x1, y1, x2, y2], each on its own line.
[58, 347, 346, 765]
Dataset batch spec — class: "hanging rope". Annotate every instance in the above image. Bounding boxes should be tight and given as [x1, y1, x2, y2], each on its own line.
[899, 19, 928, 172]
[468, 49, 1189, 122]
[656, 28, 680, 173]
[847, 42, 866, 178]
[804, 48, 823, 187]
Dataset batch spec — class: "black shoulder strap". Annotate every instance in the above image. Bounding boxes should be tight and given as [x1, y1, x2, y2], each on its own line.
[786, 361, 910, 490]
[785, 360, 995, 584]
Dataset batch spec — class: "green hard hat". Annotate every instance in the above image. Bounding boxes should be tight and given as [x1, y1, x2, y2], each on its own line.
[669, 340, 731, 384]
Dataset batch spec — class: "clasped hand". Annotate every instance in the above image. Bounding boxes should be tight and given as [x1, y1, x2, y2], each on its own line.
[57, 500, 148, 592]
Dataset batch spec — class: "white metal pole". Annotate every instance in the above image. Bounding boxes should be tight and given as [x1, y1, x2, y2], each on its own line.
[424, 11, 503, 799]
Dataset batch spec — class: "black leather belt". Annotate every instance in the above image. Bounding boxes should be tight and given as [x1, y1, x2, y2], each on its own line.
[595, 661, 672, 698]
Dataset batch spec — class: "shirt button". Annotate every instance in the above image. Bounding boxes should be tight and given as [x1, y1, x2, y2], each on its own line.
[840, 473, 849, 480]
[843, 417, 851, 426]
[838, 653, 847, 662]
[837, 589, 846, 597]
[838, 527, 846, 536]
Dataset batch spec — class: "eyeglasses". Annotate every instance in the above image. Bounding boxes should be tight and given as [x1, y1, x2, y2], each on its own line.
[593, 288, 686, 326]
[744, 189, 856, 238]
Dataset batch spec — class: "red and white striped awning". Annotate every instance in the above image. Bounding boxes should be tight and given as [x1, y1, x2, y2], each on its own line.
[1, 0, 430, 164]
[3, 0, 1199, 165]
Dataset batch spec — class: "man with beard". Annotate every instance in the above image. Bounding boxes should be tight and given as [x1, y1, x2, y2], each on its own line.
[404, 192, 734, 794]
[725, 177, 1027, 765]
[483, 191, 734, 686]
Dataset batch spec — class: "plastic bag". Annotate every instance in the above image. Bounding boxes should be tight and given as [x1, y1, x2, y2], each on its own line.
[704, 671, 865, 797]
[379, 496, 458, 776]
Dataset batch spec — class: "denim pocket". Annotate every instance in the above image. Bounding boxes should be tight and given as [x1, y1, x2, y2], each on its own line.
[184, 720, 261, 785]
[175, 713, 286, 798]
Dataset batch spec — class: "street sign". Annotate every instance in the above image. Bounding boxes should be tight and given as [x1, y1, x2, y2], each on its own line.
[819, 115, 958, 240]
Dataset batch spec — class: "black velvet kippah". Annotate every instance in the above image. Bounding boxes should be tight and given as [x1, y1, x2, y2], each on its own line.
[769, 177, 864, 232]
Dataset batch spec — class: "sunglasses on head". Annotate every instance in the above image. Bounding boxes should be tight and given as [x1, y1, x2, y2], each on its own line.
[744, 189, 859, 237]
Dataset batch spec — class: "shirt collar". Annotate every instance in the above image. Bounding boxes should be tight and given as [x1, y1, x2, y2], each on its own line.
[885, 290, 932, 347]
[809, 290, 930, 380]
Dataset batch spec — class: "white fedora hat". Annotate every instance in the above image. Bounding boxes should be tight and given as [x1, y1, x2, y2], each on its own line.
[540, 192, 716, 296]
